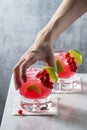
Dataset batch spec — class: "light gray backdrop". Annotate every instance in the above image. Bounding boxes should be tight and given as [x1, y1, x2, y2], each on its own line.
[0, 0, 87, 125]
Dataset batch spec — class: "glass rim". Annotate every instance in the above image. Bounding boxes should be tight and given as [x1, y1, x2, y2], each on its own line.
[53, 48, 68, 53]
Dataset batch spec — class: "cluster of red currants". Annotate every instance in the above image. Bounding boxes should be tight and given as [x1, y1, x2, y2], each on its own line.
[65, 52, 77, 72]
[36, 69, 53, 89]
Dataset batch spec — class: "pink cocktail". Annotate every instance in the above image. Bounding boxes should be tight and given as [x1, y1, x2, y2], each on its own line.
[19, 66, 53, 112]
[54, 52, 76, 78]
[54, 50, 81, 90]
[20, 68, 52, 99]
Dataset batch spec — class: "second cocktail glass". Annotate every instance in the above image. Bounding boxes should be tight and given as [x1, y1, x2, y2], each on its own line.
[54, 49, 82, 91]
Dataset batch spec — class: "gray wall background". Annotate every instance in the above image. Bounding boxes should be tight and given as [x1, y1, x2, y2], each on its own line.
[0, 0, 87, 124]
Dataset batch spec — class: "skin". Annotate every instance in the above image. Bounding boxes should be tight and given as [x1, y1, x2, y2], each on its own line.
[13, 0, 87, 90]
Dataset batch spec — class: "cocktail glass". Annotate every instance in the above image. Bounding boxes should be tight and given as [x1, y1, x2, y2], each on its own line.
[19, 65, 53, 112]
[54, 49, 82, 91]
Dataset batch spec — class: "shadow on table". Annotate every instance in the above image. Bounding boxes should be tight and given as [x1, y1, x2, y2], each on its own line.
[54, 102, 87, 129]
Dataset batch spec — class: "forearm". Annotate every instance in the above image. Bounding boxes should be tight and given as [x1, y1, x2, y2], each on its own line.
[42, 0, 87, 43]
[49, 0, 87, 41]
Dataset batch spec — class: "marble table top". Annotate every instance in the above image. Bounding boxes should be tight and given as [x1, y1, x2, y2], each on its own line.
[1, 73, 87, 130]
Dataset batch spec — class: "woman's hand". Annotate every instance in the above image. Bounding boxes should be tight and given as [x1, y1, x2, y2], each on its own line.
[13, 0, 87, 90]
[13, 31, 56, 90]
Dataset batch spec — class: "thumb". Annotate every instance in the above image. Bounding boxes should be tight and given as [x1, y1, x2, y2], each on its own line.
[47, 54, 56, 70]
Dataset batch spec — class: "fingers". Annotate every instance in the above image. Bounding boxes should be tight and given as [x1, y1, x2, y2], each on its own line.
[13, 53, 37, 90]
[20, 56, 37, 82]
[48, 59, 56, 68]
[47, 56, 56, 69]
[13, 68, 21, 90]
[45, 46, 56, 69]
[13, 60, 25, 90]
[13, 44, 55, 90]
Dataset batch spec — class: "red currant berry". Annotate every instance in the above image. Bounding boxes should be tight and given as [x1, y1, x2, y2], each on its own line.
[49, 82, 53, 89]
[65, 52, 70, 58]
[65, 52, 78, 72]
[42, 69, 47, 75]
[18, 109, 23, 115]
[36, 72, 42, 78]
[36, 69, 53, 89]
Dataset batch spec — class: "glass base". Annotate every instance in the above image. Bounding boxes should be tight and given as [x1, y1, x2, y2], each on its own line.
[54, 75, 77, 91]
[20, 95, 52, 113]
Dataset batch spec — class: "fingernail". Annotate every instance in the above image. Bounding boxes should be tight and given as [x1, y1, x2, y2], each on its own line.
[15, 85, 19, 90]
[15, 83, 21, 90]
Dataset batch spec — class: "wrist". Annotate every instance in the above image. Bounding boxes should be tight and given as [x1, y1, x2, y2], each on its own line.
[43, 18, 61, 42]
[38, 26, 52, 44]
